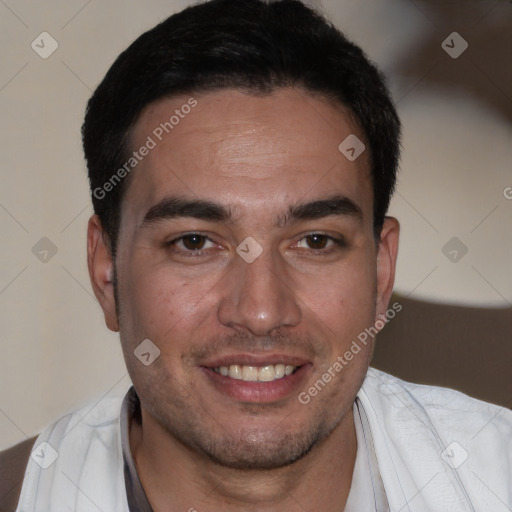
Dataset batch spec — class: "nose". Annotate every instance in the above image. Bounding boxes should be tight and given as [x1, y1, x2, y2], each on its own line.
[217, 246, 302, 336]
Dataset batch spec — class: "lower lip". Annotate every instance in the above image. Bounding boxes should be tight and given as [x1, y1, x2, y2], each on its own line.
[201, 365, 312, 403]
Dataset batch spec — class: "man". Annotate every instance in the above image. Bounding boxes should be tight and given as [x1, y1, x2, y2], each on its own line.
[1, 0, 511, 510]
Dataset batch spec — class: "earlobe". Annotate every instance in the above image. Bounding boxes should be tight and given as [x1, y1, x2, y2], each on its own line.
[375, 216, 400, 321]
[87, 215, 119, 332]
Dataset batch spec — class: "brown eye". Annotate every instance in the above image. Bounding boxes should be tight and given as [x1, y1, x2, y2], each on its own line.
[295, 233, 345, 253]
[166, 233, 220, 259]
[181, 234, 207, 250]
[305, 234, 329, 249]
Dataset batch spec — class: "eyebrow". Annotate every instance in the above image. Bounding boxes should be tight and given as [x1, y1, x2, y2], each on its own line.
[278, 195, 363, 227]
[139, 197, 232, 228]
[139, 194, 363, 229]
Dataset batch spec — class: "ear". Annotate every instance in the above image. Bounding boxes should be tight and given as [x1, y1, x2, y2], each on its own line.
[375, 216, 400, 322]
[87, 215, 119, 332]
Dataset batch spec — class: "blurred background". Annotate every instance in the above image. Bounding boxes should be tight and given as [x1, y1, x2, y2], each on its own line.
[0, 0, 511, 450]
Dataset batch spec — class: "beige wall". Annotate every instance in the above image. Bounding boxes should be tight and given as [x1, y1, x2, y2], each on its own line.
[1, 0, 510, 450]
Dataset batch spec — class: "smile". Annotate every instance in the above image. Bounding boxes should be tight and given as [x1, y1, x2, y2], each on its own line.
[212, 364, 298, 382]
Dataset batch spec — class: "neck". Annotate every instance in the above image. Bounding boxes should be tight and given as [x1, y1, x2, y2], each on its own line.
[129, 405, 357, 512]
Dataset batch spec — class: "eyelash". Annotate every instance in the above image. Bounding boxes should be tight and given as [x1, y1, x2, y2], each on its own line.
[166, 233, 217, 257]
[166, 232, 347, 257]
[295, 234, 347, 254]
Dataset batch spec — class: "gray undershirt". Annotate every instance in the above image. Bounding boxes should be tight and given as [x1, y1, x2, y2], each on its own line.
[120, 387, 389, 511]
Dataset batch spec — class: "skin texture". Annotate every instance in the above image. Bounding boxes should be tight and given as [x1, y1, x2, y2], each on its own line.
[87, 88, 399, 511]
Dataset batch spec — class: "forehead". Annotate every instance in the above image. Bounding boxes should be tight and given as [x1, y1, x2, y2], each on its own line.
[122, 88, 372, 225]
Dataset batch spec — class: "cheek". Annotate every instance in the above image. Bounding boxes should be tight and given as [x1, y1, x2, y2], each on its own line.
[301, 255, 377, 333]
[118, 261, 219, 347]
[303, 264, 376, 406]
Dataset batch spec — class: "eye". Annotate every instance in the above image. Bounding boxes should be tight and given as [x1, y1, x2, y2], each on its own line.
[296, 233, 346, 254]
[169, 233, 216, 253]
[296, 234, 336, 250]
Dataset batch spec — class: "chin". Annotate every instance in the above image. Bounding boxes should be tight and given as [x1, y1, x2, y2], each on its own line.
[183, 417, 335, 471]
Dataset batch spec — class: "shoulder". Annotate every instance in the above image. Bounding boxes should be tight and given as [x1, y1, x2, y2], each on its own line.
[362, 367, 512, 436]
[361, 368, 512, 507]
[0, 436, 38, 511]
[0, 389, 130, 511]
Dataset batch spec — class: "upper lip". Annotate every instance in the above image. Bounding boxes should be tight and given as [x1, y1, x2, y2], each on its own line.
[200, 353, 310, 368]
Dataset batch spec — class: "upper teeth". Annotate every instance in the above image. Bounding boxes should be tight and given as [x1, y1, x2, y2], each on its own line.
[213, 364, 297, 382]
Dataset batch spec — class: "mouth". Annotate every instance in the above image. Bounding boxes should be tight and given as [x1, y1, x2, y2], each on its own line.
[212, 363, 298, 382]
[199, 355, 311, 403]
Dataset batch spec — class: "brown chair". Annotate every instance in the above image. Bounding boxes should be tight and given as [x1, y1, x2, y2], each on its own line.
[372, 294, 512, 409]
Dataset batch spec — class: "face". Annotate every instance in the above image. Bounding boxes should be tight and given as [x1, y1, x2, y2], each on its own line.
[88, 88, 398, 470]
